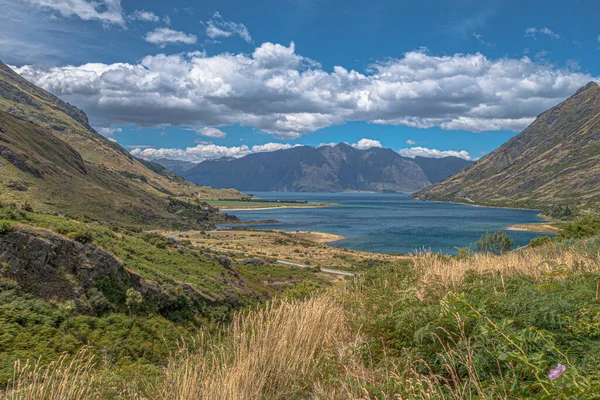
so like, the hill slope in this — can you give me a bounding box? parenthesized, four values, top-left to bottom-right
(170, 143, 470, 193)
(413, 82, 600, 208)
(0, 60, 243, 227)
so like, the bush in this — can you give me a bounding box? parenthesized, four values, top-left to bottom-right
(476, 230, 514, 255)
(528, 235, 554, 248)
(67, 230, 94, 244)
(0, 221, 14, 235)
(561, 216, 600, 239)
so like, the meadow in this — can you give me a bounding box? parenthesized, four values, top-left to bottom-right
(2, 207, 600, 399)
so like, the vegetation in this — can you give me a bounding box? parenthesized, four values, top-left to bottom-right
(3, 209, 600, 398)
(475, 230, 515, 255)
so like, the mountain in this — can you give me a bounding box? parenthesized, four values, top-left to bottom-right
(413, 82, 600, 208)
(154, 158, 199, 177)
(0, 60, 243, 228)
(167, 143, 471, 193)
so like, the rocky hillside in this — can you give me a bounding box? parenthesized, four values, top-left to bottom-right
(413, 82, 600, 208)
(0, 60, 243, 228)
(166, 143, 471, 193)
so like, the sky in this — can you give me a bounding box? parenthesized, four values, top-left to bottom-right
(1, 0, 599, 162)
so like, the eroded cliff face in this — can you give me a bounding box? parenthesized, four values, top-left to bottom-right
(0, 228, 253, 316)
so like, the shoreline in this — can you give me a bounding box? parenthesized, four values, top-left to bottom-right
(506, 222, 561, 235)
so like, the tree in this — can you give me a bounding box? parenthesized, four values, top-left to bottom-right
(125, 288, 144, 320)
(59, 300, 76, 330)
(476, 231, 515, 255)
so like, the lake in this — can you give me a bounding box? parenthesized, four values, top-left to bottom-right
(223, 192, 550, 255)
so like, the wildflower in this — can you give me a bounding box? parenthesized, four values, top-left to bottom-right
(548, 363, 566, 381)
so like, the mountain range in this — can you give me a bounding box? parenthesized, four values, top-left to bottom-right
(0, 60, 242, 228)
(157, 144, 472, 193)
(413, 81, 600, 208)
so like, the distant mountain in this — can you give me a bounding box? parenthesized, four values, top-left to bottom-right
(154, 158, 199, 177)
(413, 81, 600, 208)
(161, 143, 472, 193)
(0, 60, 241, 228)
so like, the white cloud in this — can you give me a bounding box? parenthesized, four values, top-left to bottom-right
(23, 0, 125, 26)
(144, 28, 197, 47)
(194, 127, 227, 138)
(398, 146, 473, 160)
(406, 139, 416, 145)
(205, 12, 252, 43)
(128, 10, 159, 23)
(351, 138, 382, 150)
(131, 142, 302, 162)
(318, 142, 338, 147)
(251, 143, 302, 152)
(525, 27, 560, 39)
(96, 126, 121, 138)
(14, 46, 599, 139)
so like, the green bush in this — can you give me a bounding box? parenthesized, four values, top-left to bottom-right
(528, 235, 554, 248)
(476, 230, 515, 255)
(66, 230, 94, 244)
(561, 216, 600, 239)
(0, 221, 13, 235)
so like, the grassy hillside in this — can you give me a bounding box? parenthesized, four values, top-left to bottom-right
(0, 203, 336, 391)
(0, 61, 246, 228)
(414, 82, 600, 210)
(3, 206, 600, 398)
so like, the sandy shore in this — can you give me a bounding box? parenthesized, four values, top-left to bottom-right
(286, 231, 345, 243)
(506, 223, 561, 234)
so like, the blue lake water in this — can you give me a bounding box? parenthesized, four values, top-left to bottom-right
(223, 192, 551, 255)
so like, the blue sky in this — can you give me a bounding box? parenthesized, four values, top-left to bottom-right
(1, 0, 599, 162)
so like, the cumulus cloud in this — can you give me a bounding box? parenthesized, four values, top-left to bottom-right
(318, 142, 338, 147)
(398, 146, 473, 160)
(14, 46, 599, 139)
(144, 28, 197, 47)
(96, 126, 121, 139)
(251, 143, 302, 152)
(351, 138, 382, 150)
(406, 139, 416, 145)
(23, 0, 125, 26)
(525, 27, 560, 39)
(194, 127, 227, 138)
(131, 142, 302, 162)
(128, 10, 159, 23)
(205, 12, 252, 43)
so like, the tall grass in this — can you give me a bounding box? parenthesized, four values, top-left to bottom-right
(154, 296, 348, 400)
(414, 240, 600, 297)
(4, 348, 98, 400)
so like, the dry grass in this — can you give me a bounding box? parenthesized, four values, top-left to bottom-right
(153, 296, 348, 400)
(414, 243, 600, 296)
(4, 348, 98, 400)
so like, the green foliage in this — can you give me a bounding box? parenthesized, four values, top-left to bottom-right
(343, 256, 600, 398)
(126, 288, 144, 319)
(544, 204, 573, 218)
(528, 235, 555, 248)
(560, 215, 600, 239)
(66, 229, 94, 244)
(476, 230, 515, 255)
(0, 221, 13, 235)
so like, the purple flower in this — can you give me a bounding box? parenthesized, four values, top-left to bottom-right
(548, 363, 566, 381)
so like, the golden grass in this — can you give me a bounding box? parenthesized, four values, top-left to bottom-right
(153, 296, 348, 400)
(4, 348, 98, 400)
(414, 244, 600, 296)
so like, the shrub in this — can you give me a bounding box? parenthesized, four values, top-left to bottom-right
(476, 230, 515, 255)
(561, 215, 600, 239)
(528, 235, 554, 248)
(67, 230, 94, 244)
(0, 221, 14, 235)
